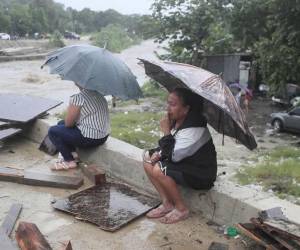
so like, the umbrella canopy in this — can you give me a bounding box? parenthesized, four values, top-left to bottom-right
(139, 58, 257, 150)
(42, 45, 143, 100)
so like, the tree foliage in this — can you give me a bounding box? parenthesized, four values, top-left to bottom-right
(152, 0, 235, 65)
(152, 0, 300, 92)
(0, 0, 159, 39)
(92, 24, 140, 53)
(231, 0, 300, 92)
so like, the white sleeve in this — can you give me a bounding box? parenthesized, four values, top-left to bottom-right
(70, 93, 84, 107)
(171, 127, 211, 162)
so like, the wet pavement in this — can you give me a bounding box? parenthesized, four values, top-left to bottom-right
(0, 137, 246, 250)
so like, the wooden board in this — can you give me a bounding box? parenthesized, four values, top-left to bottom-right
(0, 167, 83, 189)
(236, 223, 281, 250)
(23, 170, 83, 189)
(0, 167, 24, 183)
(0, 93, 62, 123)
(0, 203, 22, 236)
(15, 221, 52, 250)
(0, 228, 18, 250)
(251, 218, 300, 249)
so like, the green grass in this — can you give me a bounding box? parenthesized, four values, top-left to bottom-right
(236, 147, 300, 198)
(141, 80, 168, 101)
(110, 111, 163, 149)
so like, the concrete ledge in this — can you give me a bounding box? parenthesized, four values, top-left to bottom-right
(24, 118, 300, 225)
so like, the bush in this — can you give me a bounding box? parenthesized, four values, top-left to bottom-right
(48, 31, 65, 48)
(92, 24, 140, 53)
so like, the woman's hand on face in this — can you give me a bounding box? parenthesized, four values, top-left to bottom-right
(160, 115, 171, 135)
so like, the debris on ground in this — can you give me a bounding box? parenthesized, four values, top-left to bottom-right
(237, 208, 300, 250)
(0, 93, 62, 141)
(16, 221, 53, 250)
(52, 182, 160, 232)
(0, 203, 23, 250)
(0, 166, 83, 189)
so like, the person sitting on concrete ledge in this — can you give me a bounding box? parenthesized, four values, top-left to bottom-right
(143, 88, 217, 224)
(48, 84, 110, 170)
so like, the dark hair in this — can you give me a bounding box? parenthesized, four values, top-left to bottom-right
(170, 88, 203, 113)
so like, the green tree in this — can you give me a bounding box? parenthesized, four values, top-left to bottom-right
(231, 0, 300, 93)
(152, 0, 235, 64)
(93, 24, 139, 53)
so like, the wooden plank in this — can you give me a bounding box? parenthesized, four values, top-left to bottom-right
(81, 164, 106, 185)
(261, 219, 300, 242)
(0, 166, 24, 183)
(0, 93, 62, 123)
(236, 223, 280, 250)
(0, 203, 22, 236)
(251, 218, 300, 249)
(0, 228, 18, 250)
(0, 167, 83, 189)
(23, 170, 83, 189)
(15, 221, 52, 250)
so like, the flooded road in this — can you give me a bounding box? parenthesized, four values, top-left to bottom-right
(0, 39, 165, 113)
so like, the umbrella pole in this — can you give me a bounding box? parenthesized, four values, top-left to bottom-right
(217, 111, 225, 146)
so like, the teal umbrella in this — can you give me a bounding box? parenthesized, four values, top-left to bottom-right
(42, 45, 143, 100)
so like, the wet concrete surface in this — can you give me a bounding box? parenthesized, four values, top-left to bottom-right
(0, 137, 246, 250)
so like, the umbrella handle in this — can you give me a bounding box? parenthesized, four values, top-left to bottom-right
(41, 56, 58, 69)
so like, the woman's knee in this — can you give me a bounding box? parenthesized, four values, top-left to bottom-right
(143, 162, 153, 173)
(152, 165, 165, 179)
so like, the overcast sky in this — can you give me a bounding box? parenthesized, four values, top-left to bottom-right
(54, 0, 153, 15)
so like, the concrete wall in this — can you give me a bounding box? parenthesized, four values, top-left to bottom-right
(25, 118, 300, 226)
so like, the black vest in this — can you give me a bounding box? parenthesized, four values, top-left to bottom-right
(159, 110, 217, 182)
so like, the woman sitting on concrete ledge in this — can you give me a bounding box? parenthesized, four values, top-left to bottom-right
(143, 88, 217, 224)
(48, 84, 110, 170)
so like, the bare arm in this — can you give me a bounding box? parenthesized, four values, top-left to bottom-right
(64, 104, 81, 127)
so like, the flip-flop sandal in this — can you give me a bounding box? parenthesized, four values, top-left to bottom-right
(146, 204, 174, 218)
(51, 161, 77, 171)
(159, 209, 189, 224)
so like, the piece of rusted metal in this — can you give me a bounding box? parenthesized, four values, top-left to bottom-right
(52, 182, 160, 232)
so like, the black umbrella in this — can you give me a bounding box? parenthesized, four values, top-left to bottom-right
(139, 59, 257, 150)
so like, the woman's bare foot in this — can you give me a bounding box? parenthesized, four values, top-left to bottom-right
(159, 209, 189, 224)
(50, 160, 77, 171)
(146, 204, 174, 218)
